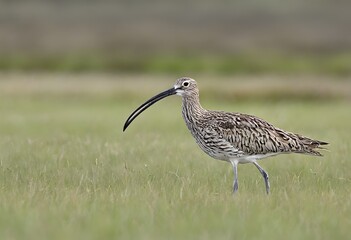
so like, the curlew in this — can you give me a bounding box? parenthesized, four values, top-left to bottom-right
(123, 77, 328, 194)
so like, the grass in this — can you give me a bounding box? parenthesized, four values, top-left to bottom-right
(0, 74, 350, 239)
(1, 53, 351, 76)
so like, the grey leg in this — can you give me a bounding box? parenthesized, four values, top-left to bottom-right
(253, 161, 270, 194)
(230, 160, 239, 194)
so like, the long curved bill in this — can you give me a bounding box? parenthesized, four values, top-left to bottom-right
(123, 87, 177, 131)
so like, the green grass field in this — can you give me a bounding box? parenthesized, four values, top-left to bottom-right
(0, 74, 350, 240)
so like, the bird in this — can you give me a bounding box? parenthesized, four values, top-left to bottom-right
(123, 77, 328, 194)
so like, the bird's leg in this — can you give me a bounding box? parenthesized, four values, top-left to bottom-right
(230, 160, 239, 194)
(253, 161, 270, 194)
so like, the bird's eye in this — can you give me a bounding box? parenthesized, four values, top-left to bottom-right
(182, 81, 190, 87)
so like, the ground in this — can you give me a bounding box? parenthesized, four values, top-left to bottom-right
(0, 73, 350, 240)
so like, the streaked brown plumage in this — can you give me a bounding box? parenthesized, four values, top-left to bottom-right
(123, 77, 328, 194)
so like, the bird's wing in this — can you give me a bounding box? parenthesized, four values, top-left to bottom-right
(206, 112, 319, 155)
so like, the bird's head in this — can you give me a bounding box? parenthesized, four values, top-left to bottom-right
(173, 77, 198, 97)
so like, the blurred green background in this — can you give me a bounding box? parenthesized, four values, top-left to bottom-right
(1, 1, 351, 240)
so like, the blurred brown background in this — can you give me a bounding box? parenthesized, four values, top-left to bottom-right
(0, 0, 350, 74)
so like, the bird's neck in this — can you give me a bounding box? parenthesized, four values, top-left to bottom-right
(181, 94, 206, 126)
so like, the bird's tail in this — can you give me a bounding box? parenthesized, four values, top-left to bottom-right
(296, 134, 329, 156)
